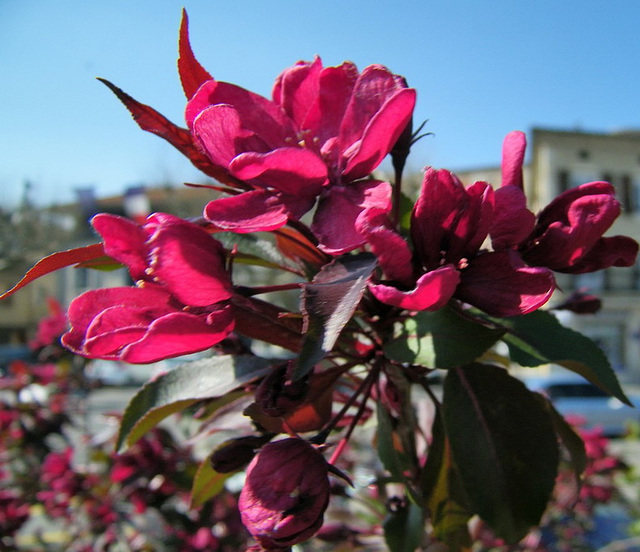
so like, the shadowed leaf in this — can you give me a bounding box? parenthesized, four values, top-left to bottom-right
(443, 364, 559, 543)
(385, 306, 504, 368)
(499, 310, 630, 404)
(293, 253, 377, 381)
(117, 355, 271, 451)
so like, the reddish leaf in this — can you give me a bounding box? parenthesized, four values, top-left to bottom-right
(178, 8, 212, 99)
(274, 227, 328, 269)
(98, 78, 238, 186)
(0, 243, 105, 300)
(231, 295, 303, 352)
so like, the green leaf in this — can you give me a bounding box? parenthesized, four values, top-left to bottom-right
(116, 355, 271, 451)
(420, 399, 472, 548)
(293, 253, 377, 380)
(500, 310, 630, 404)
(443, 364, 559, 544)
(216, 231, 296, 272)
(190, 456, 231, 508)
(533, 393, 587, 483)
(384, 306, 505, 368)
(376, 402, 411, 482)
(383, 501, 424, 552)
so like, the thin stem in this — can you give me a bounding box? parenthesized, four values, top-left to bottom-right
(234, 282, 303, 297)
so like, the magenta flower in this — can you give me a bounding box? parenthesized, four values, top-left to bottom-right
(361, 167, 556, 317)
(520, 182, 638, 273)
(492, 131, 638, 273)
(188, 57, 415, 253)
(62, 213, 234, 363)
(239, 438, 330, 549)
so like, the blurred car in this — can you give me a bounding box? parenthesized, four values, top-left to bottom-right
(523, 373, 640, 437)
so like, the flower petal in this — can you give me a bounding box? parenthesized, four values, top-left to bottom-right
(342, 87, 416, 181)
(501, 131, 526, 189)
(456, 251, 555, 317)
(312, 180, 391, 255)
(369, 265, 459, 311)
(490, 185, 535, 250)
(148, 217, 232, 306)
(92, 214, 148, 280)
(121, 306, 234, 363)
(204, 190, 291, 232)
(230, 147, 328, 198)
(355, 209, 414, 285)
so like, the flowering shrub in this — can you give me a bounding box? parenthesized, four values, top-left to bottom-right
(0, 356, 248, 551)
(2, 9, 639, 552)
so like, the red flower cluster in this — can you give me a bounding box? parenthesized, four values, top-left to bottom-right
(361, 131, 638, 316)
(62, 213, 234, 363)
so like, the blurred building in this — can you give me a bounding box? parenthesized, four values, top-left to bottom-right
(0, 184, 215, 348)
(456, 127, 640, 382)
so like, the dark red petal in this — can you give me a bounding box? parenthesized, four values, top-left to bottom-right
(490, 186, 535, 250)
(186, 80, 297, 143)
(342, 88, 416, 181)
(149, 218, 232, 307)
(411, 168, 467, 270)
(312, 180, 391, 255)
(230, 147, 328, 197)
(204, 190, 290, 232)
(369, 265, 460, 311)
(558, 235, 639, 274)
(355, 209, 414, 285)
(523, 193, 621, 270)
(456, 251, 555, 317)
(192, 104, 271, 169)
(501, 131, 526, 189)
(121, 308, 234, 363)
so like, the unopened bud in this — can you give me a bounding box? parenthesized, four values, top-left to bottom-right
(239, 438, 330, 549)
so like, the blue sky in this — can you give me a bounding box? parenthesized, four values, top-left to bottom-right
(2, 1, 639, 207)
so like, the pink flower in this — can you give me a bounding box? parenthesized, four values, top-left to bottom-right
(29, 297, 68, 350)
(361, 167, 555, 317)
(62, 213, 234, 363)
(188, 57, 415, 253)
(239, 438, 330, 549)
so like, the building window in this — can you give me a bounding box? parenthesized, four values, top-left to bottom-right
(620, 174, 634, 212)
(557, 170, 569, 195)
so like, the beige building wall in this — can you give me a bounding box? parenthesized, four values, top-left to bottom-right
(458, 128, 640, 382)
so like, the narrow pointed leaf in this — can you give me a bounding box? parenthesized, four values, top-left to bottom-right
(385, 306, 504, 368)
(178, 8, 212, 99)
(443, 364, 559, 543)
(293, 253, 377, 380)
(191, 455, 231, 508)
(231, 295, 303, 352)
(499, 310, 630, 404)
(1, 243, 104, 300)
(116, 355, 271, 451)
(98, 78, 236, 184)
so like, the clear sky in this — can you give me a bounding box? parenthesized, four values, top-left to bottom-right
(2, 0, 639, 207)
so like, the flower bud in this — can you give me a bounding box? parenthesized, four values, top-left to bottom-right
(239, 438, 330, 549)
